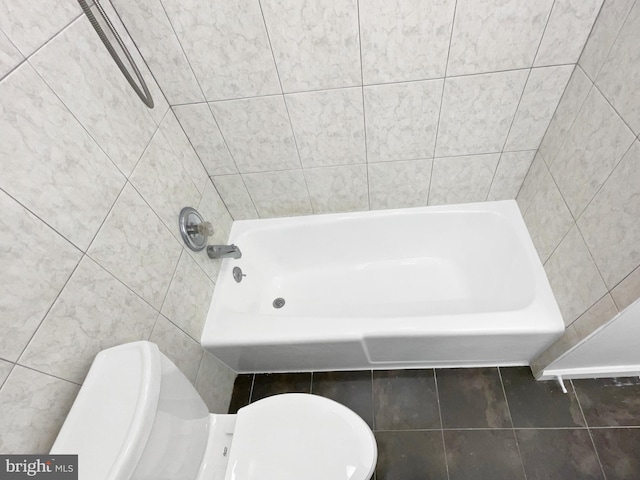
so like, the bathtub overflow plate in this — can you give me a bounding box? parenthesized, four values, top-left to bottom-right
(272, 298, 285, 309)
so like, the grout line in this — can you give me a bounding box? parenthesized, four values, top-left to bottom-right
(248, 374, 256, 404)
(356, 0, 371, 211)
(497, 367, 529, 480)
(371, 370, 375, 431)
(433, 370, 451, 480)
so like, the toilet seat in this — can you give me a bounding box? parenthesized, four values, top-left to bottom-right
(225, 393, 377, 480)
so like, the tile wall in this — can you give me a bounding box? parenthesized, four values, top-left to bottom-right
(112, 0, 602, 219)
(521, 0, 640, 373)
(0, 2, 236, 453)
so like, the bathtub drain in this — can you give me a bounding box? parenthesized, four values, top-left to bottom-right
(272, 298, 285, 309)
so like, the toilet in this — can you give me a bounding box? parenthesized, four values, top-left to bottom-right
(50, 341, 377, 480)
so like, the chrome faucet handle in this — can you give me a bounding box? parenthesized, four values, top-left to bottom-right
(179, 207, 212, 252)
(195, 221, 214, 237)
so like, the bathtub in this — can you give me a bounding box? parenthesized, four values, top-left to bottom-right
(201, 200, 564, 373)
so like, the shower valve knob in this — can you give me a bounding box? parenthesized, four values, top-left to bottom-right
(187, 221, 213, 237)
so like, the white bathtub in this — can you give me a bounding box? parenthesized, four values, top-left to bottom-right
(201, 200, 563, 373)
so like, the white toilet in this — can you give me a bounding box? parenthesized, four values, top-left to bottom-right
(51, 341, 377, 480)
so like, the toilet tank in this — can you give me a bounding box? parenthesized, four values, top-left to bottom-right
(51, 341, 210, 480)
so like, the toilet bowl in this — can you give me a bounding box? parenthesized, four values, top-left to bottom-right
(51, 341, 377, 480)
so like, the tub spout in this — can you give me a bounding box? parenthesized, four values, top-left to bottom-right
(207, 244, 242, 259)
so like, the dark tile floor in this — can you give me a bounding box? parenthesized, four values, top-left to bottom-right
(228, 367, 640, 480)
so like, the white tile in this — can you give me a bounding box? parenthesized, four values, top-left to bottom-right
(579, 0, 635, 80)
(364, 80, 443, 162)
(0, 360, 11, 386)
(504, 65, 574, 151)
(212, 175, 259, 221)
(161, 252, 215, 342)
(516, 152, 547, 214)
(210, 96, 301, 173)
(88, 184, 183, 309)
(110, 0, 204, 104)
(30, 17, 157, 177)
(161, 0, 280, 100)
(367, 160, 432, 210)
(359, 0, 455, 84)
(544, 225, 608, 326)
(577, 140, 640, 289)
(595, 1, 640, 134)
(304, 165, 368, 214)
(20, 257, 158, 383)
(538, 66, 593, 166)
(130, 130, 202, 242)
(429, 154, 500, 206)
(150, 315, 203, 384)
(195, 352, 236, 414)
(159, 111, 209, 194)
(286, 87, 365, 168)
(0, 191, 81, 362)
(550, 88, 635, 217)
(0, 0, 80, 56)
(0, 366, 79, 453)
(436, 70, 528, 157)
(487, 151, 536, 201)
(173, 103, 237, 176)
(572, 294, 618, 339)
(611, 265, 640, 311)
(243, 170, 312, 218)
(0, 63, 125, 250)
(261, 0, 360, 92)
(0, 29, 22, 79)
(446, 0, 553, 76)
(523, 169, 575, 263)
(534, 0, 603, 66)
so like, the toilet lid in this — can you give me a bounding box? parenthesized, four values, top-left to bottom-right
(225, 393, 377, 480)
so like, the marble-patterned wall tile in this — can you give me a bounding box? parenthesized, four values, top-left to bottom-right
(243, 170, 312, 218)
(210, 96, 301, 173)
(611, 265, 640, 311)
(436, 70, 528, 157)
(130, 130, 202, 242)
(161, 0, 279, 101)
(446, 0, 553, 76)
(367, 159, 432, 210)
(0, 366, 79, 454)
(523, 169, 574, 264)
(212, 175, 259, 221)
(286, 87, 365, 168)
(304, 164, 368, 214)
(150, 315, 203, 384)
(577, 140, 640, 289)
(0, 30, 22, 79)
(534, 0, 603, 66)
(261, 0, 360, 92)
(191, 180, 235, 281)
(550, 88, 635, 217)
(487, 151, 536, 201)
(579, 0, 636, 80)
(158, 111, 209, 194)
(544, 226, 608, 326)
(0, 64, 126, 251)
(538, 66, 592, 166)
(195, 352, 236, 414)
(429, 154, 500, 206)
(359, 0, 455, 84)
(87, 184, 182, 309)
(20, 257, 158, 384)
(364, 80, 442, 162)
(504, 65, 574, 151)
(572, 294, 618, 340)
(30, 17, 157, 177)
(0, 360, 11, 387)
(0, 191, 81, 362)
(0, 0, 80, 57)
(110, 0, 204, 104)
(161, 252, 215, 341)
(173, 104, 237, 176)
(516, 153, 548, 214)
(594, 1, 640, 134)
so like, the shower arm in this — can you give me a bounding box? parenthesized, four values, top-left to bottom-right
(77, 0, 154, 109)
